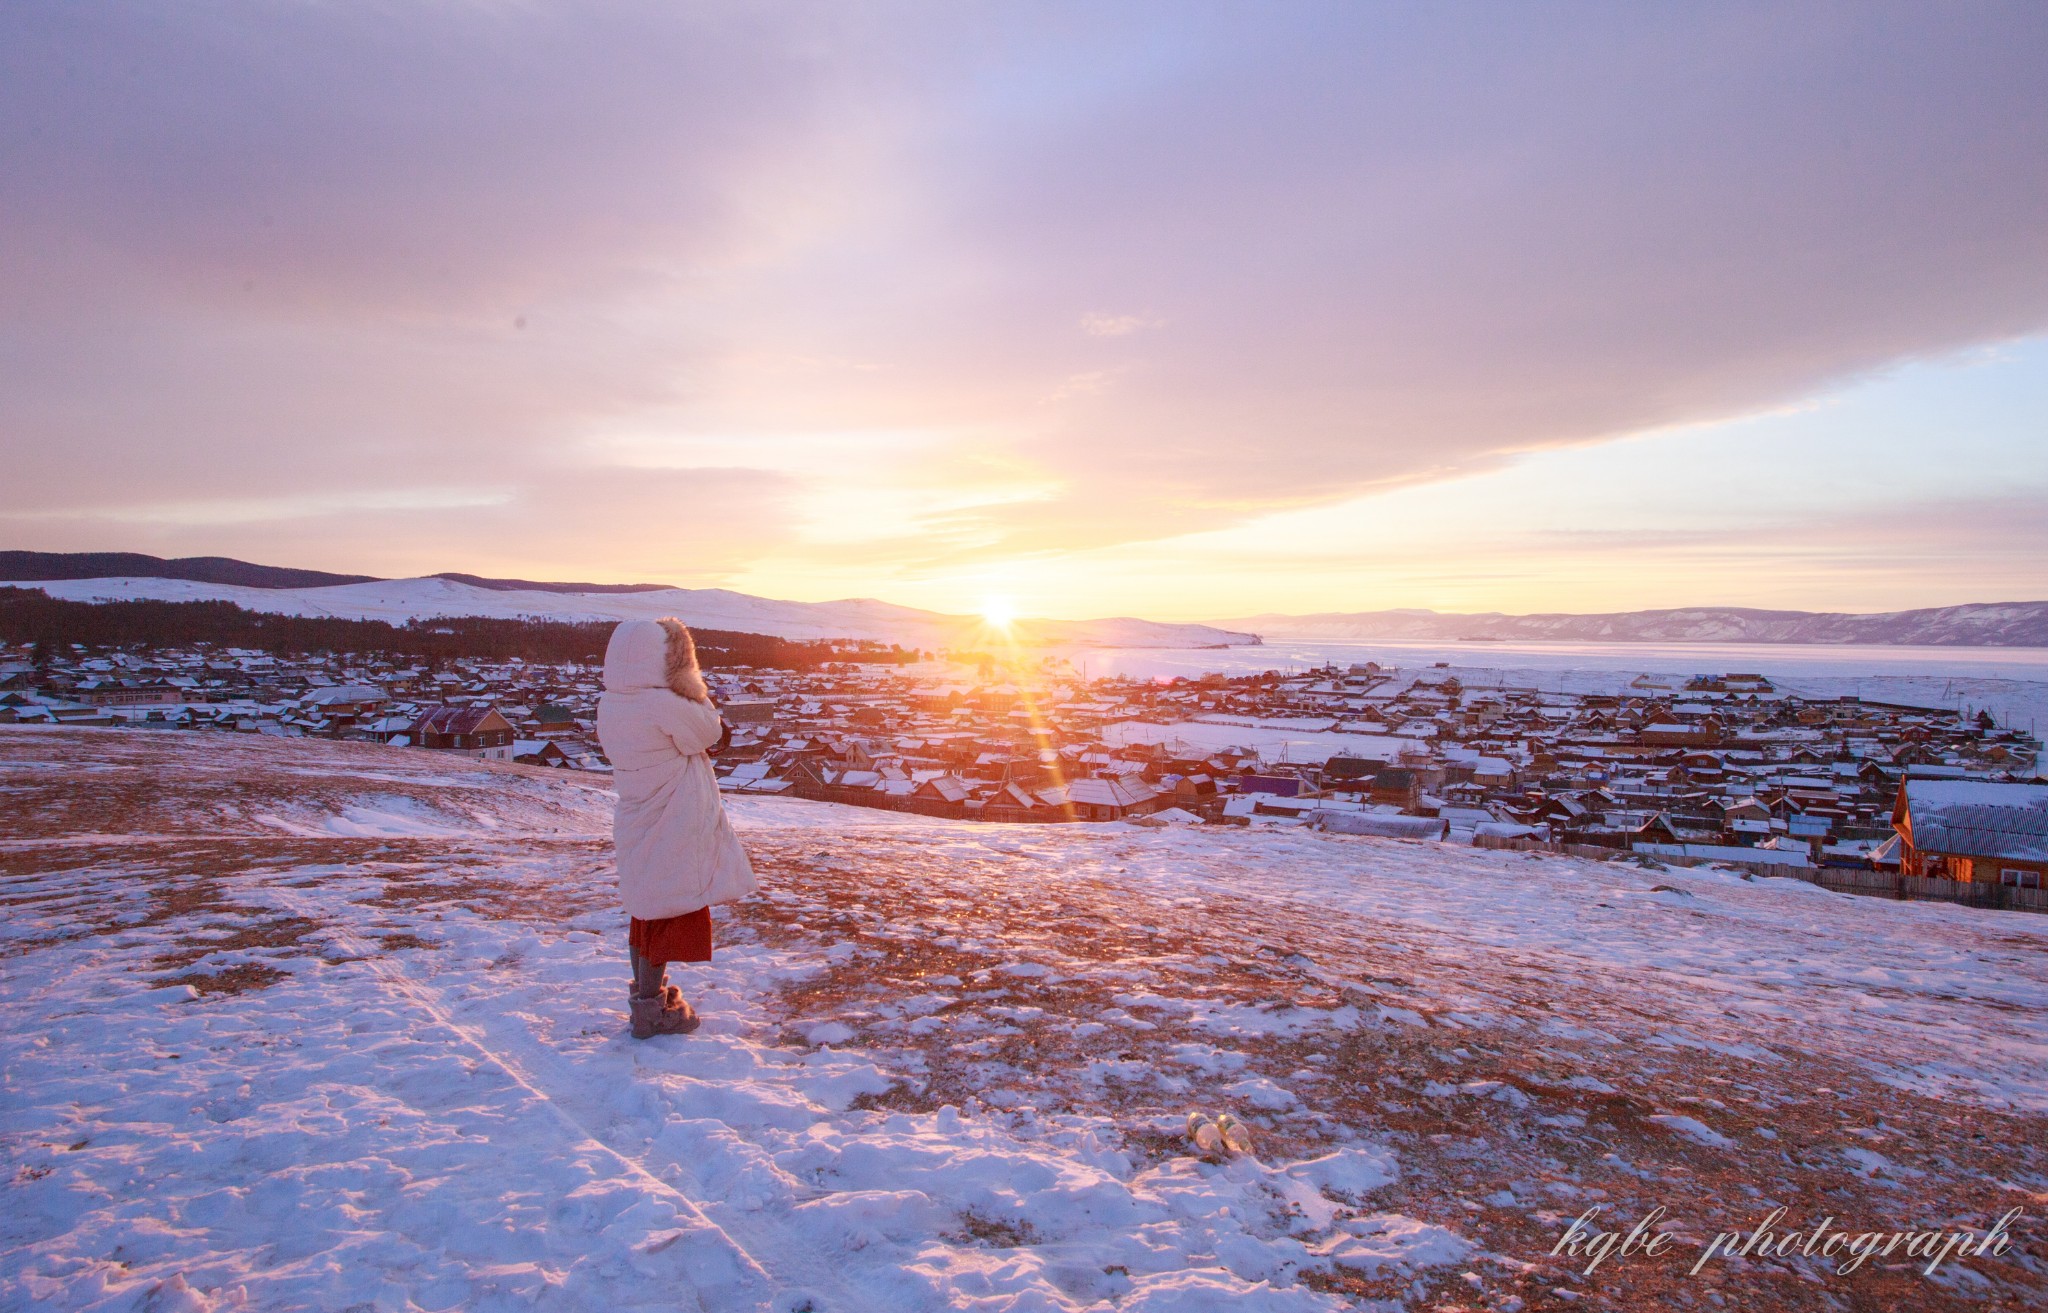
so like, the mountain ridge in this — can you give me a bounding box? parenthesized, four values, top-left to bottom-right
(8, 551, 2048, 647)
(1219, 602, 2048, 648)
(0, 551, 380, 590)
(7, 571, 1256, 650)
(0, 551, 677, 595)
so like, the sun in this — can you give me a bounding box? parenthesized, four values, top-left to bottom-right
(980, 595, 1017, 630)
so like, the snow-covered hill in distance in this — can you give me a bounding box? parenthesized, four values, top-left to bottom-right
(11, 551, 2048, 648)
(1221, 602, 2048, 648)
(12, 574, 1258, 650)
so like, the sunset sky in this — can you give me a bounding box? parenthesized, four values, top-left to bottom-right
(3, 3, 2045, 621)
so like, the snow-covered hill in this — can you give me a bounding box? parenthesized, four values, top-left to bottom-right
(12, 575, 1258, 650)
(5, 728, 2043, 1311)
(1222, 602, 2048, 647)
(14, 552, 2046, 647)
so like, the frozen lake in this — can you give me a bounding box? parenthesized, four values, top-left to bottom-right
(1054, 639, 2048, 739)
(1061, 638, 2048, 682)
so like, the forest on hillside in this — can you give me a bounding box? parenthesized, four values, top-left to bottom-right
(0, 588, 919, 669)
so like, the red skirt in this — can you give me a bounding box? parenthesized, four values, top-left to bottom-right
(629, 908, 713, 965)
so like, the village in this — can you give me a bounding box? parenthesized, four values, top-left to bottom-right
(4, 640, 2044, 912)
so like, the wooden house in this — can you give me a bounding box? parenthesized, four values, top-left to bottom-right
(1891, 780, 2048, 887)
(1044, 775, 1163, 821)
(409, 705, 516, 760)
(513, 739, 574, 767)
(913, 775, 975, 805)
(1369, 768, 1420, 810)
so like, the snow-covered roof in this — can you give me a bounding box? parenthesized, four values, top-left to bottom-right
(1319, 812, 1448, 841)
(1055, 776, 1159, 808)
(1900, 780, 2048, 862)
(303, 684, 385, 705)
(917, 776, 973, 803)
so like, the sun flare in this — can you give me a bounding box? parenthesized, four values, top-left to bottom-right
(980, 595, 1017, 630)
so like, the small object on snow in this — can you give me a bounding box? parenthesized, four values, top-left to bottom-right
(1186, 1110, 1255, 1159)
(1216, 1112, 1255, 1157)
(630, 993, 700, 1040)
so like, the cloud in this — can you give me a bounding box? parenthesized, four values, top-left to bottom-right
(0, 4, 852, 314)
(1080, 313, 1162, 338)
(2, 467, 798, 586)
(4, 487, 515, 528)
(1, 3, 2044, 595)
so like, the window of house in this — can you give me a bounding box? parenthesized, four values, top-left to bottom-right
(2002, 868, 2041, 889)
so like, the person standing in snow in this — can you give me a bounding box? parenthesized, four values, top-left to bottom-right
(595, 618, 756, 1039)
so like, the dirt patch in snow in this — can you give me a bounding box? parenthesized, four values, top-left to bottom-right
(728, 840, 2048, 1312)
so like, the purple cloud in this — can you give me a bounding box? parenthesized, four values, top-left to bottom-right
(1, 2, 2043, 585)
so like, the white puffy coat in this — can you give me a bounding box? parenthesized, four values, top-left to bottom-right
(595, 620, 756, 919)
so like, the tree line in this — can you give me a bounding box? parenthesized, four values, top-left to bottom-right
(0, 588, 918, 669)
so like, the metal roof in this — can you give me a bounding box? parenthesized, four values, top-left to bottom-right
(1901, 781, 2048, 863)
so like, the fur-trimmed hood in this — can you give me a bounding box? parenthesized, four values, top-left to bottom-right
(602, 620, 669, 693)
(602, 618, 708, 702)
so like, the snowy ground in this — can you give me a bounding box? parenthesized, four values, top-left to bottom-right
(4, 729, 2046, 1312)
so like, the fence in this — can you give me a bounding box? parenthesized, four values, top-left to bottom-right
(1811, 867, 1899, 895)
(1475, 833, 2047, 914)
(1800, 868, 2047, 914)
(786, 785, 1080, 824)
(1471, 834, 1628, 863)
(788, 785, 970, 820)
(1898, 872, 2048, 914)
(1630, 843, 1816, 879)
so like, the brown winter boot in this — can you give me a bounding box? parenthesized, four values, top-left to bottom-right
(662, 988, 701, 1033)
(630, 993, 700, 1039)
